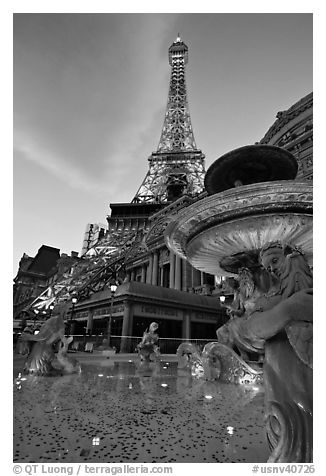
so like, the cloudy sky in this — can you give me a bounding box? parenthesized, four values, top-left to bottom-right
(13, 13, 312, 274)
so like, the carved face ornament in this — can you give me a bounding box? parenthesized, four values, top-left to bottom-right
(149, 322, 159, 333)
(260, 246, 285, 279)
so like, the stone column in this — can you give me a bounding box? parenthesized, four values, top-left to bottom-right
(152, 251, 159, 286)
(86, 310, 94, 334)
(182, 312, 191, 340)
(192, 268, 201, 287)
(146, 255, 153, 284)
(169, 251, 175, 289)
(200, 272, 205, 286)
(175, 256, 182, 290)
(130, 269, 135, 281)
(141, 265, 146, 283)
(120, 302, 133, 353)
(160, 266, 164, 286)
(182, 259, 188, 291)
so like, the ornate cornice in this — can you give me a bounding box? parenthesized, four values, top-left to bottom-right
(165, 181, 312, 276)
(260, 93, 313, 144)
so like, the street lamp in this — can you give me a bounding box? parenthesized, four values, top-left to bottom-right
(49, 304, 54, 317)
(69, 296, 78, 336)
(33, 309, 39, 334)
(107, 283, 118, 347)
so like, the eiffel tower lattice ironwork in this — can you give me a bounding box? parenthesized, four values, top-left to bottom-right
(133, 35, 206, 204)
(23, 234, 135, 315)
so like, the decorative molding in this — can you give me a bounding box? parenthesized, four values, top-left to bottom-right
(187, 213, 313, 277)
(260, 93, 313, 144)
(165, 181, 312, 277)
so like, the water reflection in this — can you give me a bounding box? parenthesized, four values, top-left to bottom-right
(14, 358, 268, 463)
(14, 360, 263, 407)
(135, 361, 160, 405)
(21, 359, 256, 403)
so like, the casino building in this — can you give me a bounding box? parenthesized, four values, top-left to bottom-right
(15, 37, 313, 352)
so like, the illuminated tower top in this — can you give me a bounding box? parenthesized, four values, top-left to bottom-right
(133, 36, 205, 204)
(157, 35, 197, 152)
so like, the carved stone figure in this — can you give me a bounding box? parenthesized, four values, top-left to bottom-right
(137, 322, 160, 362)
(22, 315, 65, 375)
(176, 342, 202, 371)
(217, 267, 273, 361)
(225, 242, 313, 462)
(201, 342, 263, 384)
(22, 315, 81, 376)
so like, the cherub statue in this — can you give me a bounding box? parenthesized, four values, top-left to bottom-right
(137, 322, 160, 362)
(225, 242, 312, 462)
(22, 315, 65, 375)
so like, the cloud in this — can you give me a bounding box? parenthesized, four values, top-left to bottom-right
(14, 131, 108, 195)
(13, 14, 174, 204)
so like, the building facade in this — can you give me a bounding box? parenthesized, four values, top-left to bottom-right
(16, 38, 313, 352)
(260, 92, 313, 182)
(13, 245, 59, 320)
(13, 246, 80, 322)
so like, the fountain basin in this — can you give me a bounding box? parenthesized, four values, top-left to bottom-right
(13, 354, 268, 463)
(165, 181, 312, 276)
(204, 144, 298, 194)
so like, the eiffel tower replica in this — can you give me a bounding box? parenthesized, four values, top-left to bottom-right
(24, 35, 207, 317)
(133, 35, 205, 204)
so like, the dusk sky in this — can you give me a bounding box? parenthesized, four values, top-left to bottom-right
(13, 13, 312, 274)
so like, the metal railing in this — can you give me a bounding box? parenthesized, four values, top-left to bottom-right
(66, 334, 218, 354)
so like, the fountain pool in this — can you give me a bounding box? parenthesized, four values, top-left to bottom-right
(13, 354, 269, 463)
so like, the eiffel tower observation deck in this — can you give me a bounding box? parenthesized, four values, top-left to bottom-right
(133, 35, 206, 204)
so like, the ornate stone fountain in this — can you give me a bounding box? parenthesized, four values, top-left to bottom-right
(165, 144, 313, 463)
